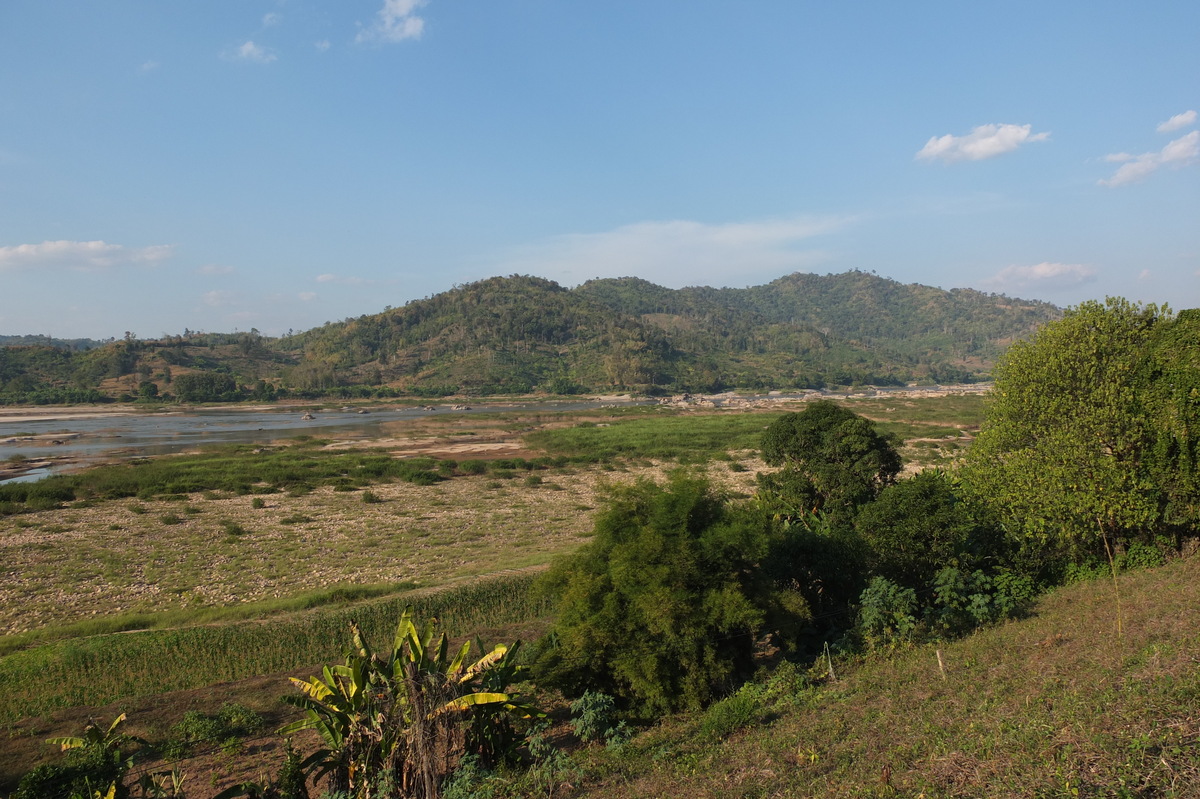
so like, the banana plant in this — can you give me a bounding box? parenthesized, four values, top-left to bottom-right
(280, 607, 539, 799)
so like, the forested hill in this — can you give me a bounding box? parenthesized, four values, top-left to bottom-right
(0, 271, 1061, 402)
(575, 271, 1059, 367)
(282, 271, 1058, 394)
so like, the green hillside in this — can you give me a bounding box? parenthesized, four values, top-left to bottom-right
(0, 271, 1061, 403)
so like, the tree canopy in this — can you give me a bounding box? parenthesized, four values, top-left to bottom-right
(964, 298, 1200, 567)
(759, 400, 901, 522)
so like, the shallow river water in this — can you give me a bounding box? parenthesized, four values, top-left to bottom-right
(0, 399, 649, 481)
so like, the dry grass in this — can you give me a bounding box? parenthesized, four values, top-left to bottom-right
(0, 458, 762, 636)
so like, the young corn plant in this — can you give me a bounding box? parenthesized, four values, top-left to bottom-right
(280, 607, 539, 799)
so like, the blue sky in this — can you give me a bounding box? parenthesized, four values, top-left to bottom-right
(1, 1, 1197, 338)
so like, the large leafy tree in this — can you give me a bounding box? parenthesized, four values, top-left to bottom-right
(964, 298, 1199, 567)
(535, 473, 810, 717)
(758, 400, 901, 523)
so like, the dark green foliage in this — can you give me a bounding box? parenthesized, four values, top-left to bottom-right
(535, 473, 811, 717)
(1, 272, 1058, 402)
(161, 702, 264, 760)
(14, 716, 140, 799)
(13, 744, 128, 799)
(854, 470, 1002, 590)
(927, 567, 1035, 636)
(759, 401, 901, 523)
(173, 372, 241, 402)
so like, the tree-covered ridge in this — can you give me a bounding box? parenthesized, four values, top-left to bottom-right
(578, 270, 1061, 364)
(0, 271, 1061, 402)
(0, 334, 109, 351)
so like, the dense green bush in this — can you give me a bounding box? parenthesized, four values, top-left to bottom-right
(854, 470, 1002, 590)
(535, 473, 811, 716)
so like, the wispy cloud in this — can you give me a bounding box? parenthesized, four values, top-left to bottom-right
(498, 215, 850, 289)
(1157, 110, 1197, 133)
(0, 240, 173, 271)
(1100, 130, 1199, 187)
(262, 12, 282, 27)
(196, 264, 234, 276)
(297, 291, 318, 302)
(917, 123, 1050, 163)
(138, 60, 159, 73)
(316, 273, 369, 285)
(357, 0, 427, 44)
(201, 290, 235, 307)
(315, 39, 331, 53)
(984, 262, 1097, 292)
(225, 41, 277, 63)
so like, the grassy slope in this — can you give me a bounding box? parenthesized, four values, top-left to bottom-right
(559, 555, 1200, 798)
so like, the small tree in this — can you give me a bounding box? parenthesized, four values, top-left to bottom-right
(281, 609, 538, 799)
(758, 401, 900, 524)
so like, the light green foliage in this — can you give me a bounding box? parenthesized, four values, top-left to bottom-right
(856, 577, 918, 648)
(759, 401, 901, 524)
(569, 691, 631, 747)
(280, 607, 538, 799)
(536, 473, 811, 716)
(698, 681, 765, 739)
(965, 298, 1200, 567)
(929, 567, 1034, 636)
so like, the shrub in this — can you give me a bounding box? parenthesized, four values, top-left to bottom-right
(535, 473, 811, 716)
(699, 682, 764, 739)
(569, 691, 629, 746)
(251, 497, 266, 509)
(857, 577, 918, 649)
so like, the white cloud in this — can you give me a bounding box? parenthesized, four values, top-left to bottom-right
(1157, 110, 1197, 133)
(984, 262, 1097, 292)
(138, 60, 159, 73)
(315, 39, 331, 52)
(316, 273, 367, 285)
(1138, 269, 1152, 281)
(197, 264, 234, 276)
(201, 290, 235, 307)
(357, 0, 427, 44)
(226, 41, 277, 63)
(497, 215, 850, 289)
(262, 12, 282, 27)
(916, 123, 1050, 163)
(298, 292, 318, 302)
(1100, 130, 1199, 186)
(0, 240, 172, 271)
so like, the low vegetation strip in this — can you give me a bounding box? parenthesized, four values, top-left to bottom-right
(559, 554, 1200, 798)
(523, 412, 774, 460)
(0, 573, 548, 725)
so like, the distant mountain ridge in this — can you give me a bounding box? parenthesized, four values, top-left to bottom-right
(0, 271, 1061, 403)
